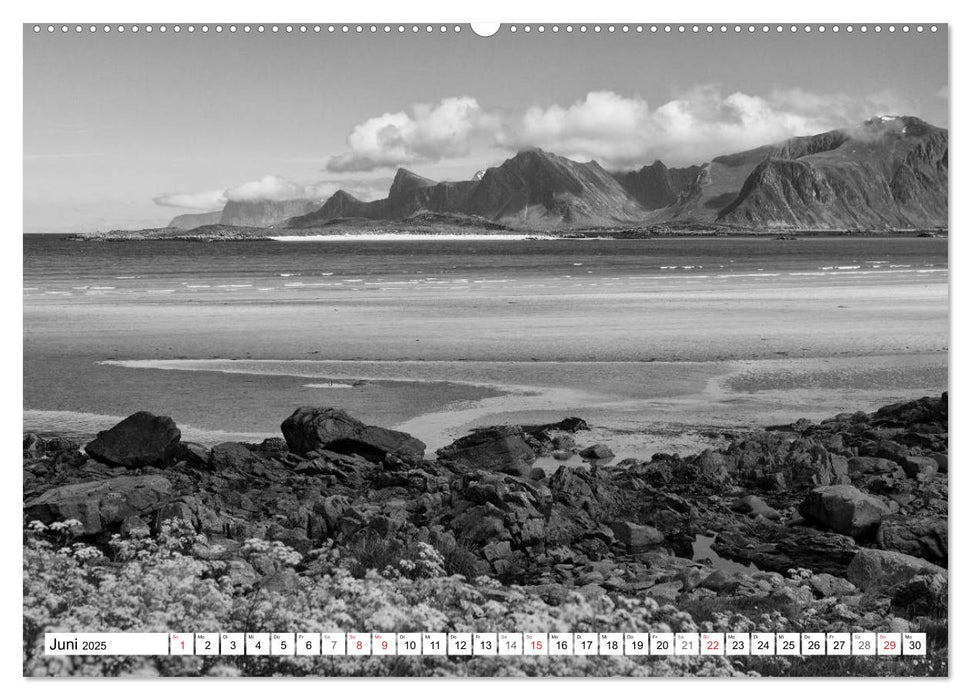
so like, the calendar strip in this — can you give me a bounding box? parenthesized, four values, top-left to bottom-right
(44, 632, 926, 657)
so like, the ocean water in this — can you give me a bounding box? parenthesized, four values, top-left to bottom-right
(23, 235, 948, 455)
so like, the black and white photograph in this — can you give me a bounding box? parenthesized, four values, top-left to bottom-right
(20, 15, 950, 679)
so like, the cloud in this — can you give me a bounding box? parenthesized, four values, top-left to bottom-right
(326, 96, 495, 172)
(496, 86, 916, 167)
(154, 176, 390, 210)
(153, 189, 227, 211)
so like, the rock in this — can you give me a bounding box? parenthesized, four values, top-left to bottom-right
(209, 442, 265, 472)
(807, 573, 856, 598)
(84, 412, 181, 468)
(523, 417, 590, 435)
(528, 467, 547, 481)
(876, 515, 947, 566)
(551, 450, 572, 461)
(175, 442, 210, 468)
(609, 521, 664, 553)
(731, 495, 781, 520)
(281, 407, 425, 461)
(713, 525, 859, 577)
(846, 548, 946, 592)
(578, 444, 615, 462)
(437, 426, 535, 477)
(901, 456, 939, 479)
(798, 485, 890, 538)
(890, 572, 947, 616)
(699, 569, 740, 594)
(25, 475, 174, 535)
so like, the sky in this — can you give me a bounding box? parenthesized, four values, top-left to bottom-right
(23, 24, 948, 231)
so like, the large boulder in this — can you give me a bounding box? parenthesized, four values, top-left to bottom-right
(798, 485, 890, 538)
(437, 426, 535, 477)
(281, 407, 425, 461)
(609, 521, 664, 553)
(846, 548, 946, 592)
(876, 515, 947, 566)
(712, 524, 859, 577)
(84, 412, 181, 468)
(24, 475, 174, 535)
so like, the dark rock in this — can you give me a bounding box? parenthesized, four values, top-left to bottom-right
(713, 524, 859, 577)
(901, 456, 939, 479)
(891, 572, 947, 616)
(437, 426, 535, 477)
(609, 520, 664, 553)
(25, 475, 174, 535)
(175, 442, 210, 468)
(876, 515, 947, 566)
(798, 485, 890, 538)
(807, 573, 856, 598)
(578, 444, 615, 462)
(281, 407, 425, 461)
(84, 412, 181, 468)
(699, 569, 741, 594)
(846, 548, 946, 592)
(731, 495, 781, 520)
(528, 467, 547, 481)
(209, 442, 266, 472)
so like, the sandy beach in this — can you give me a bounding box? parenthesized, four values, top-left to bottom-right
(24, 237, 947, 454)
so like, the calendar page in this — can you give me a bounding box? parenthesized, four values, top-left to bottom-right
(21, 14, 949, 679)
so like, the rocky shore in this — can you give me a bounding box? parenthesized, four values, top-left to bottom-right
(23, 395, 948, 676)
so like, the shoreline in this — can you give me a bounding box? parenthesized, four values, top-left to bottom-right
(23, 393, 949, 676)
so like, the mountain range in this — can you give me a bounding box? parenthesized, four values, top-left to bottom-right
(168, 116, 948, 232)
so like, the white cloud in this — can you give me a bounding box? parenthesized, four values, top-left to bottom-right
(497, 86, 916, 167)
(152, 189, 227, 211)
(224, 175, 308, 203)
(326, 96, 495, 172)
(155, 176, 389, 210)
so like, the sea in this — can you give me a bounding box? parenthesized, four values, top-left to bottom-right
(23, 234, 949, 458)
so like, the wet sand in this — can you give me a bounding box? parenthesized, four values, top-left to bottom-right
(24, 267, 948, 454)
